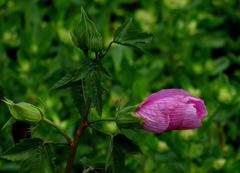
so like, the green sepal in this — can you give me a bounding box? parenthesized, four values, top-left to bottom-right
(116, 113, 143, 130)
(1, 117, 16, 130)
(116, 105, 143, 130)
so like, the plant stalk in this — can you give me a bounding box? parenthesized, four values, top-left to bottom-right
(89, 118, 116, 124)
(43, 118, 72, 144)
(65, 100, 91, 173)
(101, 41, 114, 59)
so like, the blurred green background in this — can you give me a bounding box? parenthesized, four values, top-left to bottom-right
(1, 0, 240, 172)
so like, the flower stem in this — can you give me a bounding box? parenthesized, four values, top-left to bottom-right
(89, 118, 116, 124)
(65, 99, 91, 173)
(101, 41, 114, 59)
(43, 118, 72, 144)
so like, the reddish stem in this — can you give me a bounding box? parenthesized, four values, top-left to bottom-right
(65, 100, 91, 173)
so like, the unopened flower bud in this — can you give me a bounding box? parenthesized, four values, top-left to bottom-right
(3, 98, 43, 123)
(135, 89, 208, 133)
(72, 7, 103, 52)
(87, 33, 103, 52)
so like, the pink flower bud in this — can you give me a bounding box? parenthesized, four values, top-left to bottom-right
(135, 89, 208, 133)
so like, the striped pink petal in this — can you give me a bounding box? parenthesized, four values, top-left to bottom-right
(135, 89, 208, 133)
(136, 101, 169, 133)
(139, 89, 190, 108)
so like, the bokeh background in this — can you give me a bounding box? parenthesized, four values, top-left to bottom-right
(1, 0, 240, 172)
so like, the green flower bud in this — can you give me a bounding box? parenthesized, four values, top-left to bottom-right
(3, 98, 43, 123)
(87, 33, 103, 52)
(72, 7, 103, 52)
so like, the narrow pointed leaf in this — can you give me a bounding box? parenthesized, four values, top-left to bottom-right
(90, 71, 102, 117)
(85, 64, 103, 117)
(105, 136, 113, 171)
(50, 70, 80, 90)
(51, 60, 91, 91)
(71, 81, 88, 117)
(113, 18, 152, 50)
(1, 117, 16, 130)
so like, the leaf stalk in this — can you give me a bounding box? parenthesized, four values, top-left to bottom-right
(43, 118, 72, 144)
(89, 118, 116, 124)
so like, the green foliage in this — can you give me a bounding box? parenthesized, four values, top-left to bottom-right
(1, 138, 55, 173)
(50, 71, 81, 91)
(113, 134, 141, 154)
(85, 64, 103, 117)
(52, 59, 106, 117)
(19, 144, 55, 173)
(113, 18, 153, 50)
(71, 83, 87, 118)
(111, 145, 125, 173)
(1, 0, 240, 172)
(1, 139, 43, 161)
(106, 134, 140, 173)
(210, 57, 230, 76)
(1, 117, 16, 130)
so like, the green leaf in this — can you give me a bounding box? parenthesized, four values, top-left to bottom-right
(71, 81, 88, 117)
(53, 59, 107, 117)
(107, 135, 125, 173)
(80, 156, 106, 172)
(50, 70, 80, 90)
(113, 18, 152, 50)
(1, 138, 55, 173)
(1, 117, 16, 130)
(113, 134, 141, 154)
(86, 69, 103, 117)
(19, 144, 55, 173)
(51, 60, 91, 91)
(54, 59, 106, 117)
(83, 62, 107, 117)
(105, 136, 113, 171)
(189, 143, 204, 159)
(106, 134, 141, 173)
(210, 57, 230, 76)
(111, 145, 125, 173)
(98, 64, 111, 79)
(1, 138, 43, 161)
(105, 136, 125, 173)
